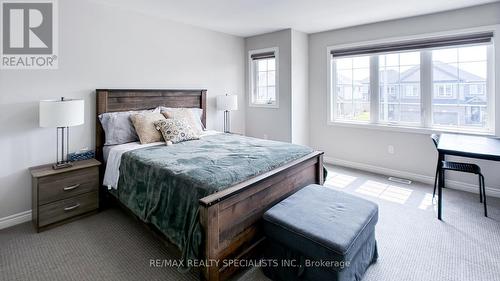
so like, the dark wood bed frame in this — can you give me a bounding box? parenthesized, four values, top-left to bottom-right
(95, 89, 324, 281)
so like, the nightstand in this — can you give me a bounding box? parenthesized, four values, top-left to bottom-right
(30, 159, 101, 232)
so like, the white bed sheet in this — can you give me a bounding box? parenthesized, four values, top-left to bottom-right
(103, 130, 221, 190)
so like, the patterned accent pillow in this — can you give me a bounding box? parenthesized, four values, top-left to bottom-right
(160, 108, 204, 135)
(154, 118, 200, 144)
(130, 112, 166, 144)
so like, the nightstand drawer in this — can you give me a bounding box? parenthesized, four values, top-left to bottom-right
(38, 167, 98, 205)
(38, 191, 98, 227)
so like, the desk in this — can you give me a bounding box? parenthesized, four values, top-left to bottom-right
(436, 133, 500, 220)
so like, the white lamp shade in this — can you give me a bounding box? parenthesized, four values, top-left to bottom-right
(217, 95, 238, 111)
(39, 99, 85, 128)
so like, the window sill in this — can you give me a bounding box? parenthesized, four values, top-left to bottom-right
(327, 120, 496, 137)
(249, 103, 279, 109)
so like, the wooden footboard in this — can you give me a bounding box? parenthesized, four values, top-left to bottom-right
(199, 151, 324, 281)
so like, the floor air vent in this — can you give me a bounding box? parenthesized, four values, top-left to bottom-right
(387, 177, 412, 185)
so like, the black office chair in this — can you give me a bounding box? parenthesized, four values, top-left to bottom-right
(431, 134, 487, 217)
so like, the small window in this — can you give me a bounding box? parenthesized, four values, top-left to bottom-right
(249, 48, 278, 107)
(434, 84, 455, 98)
(403, 85, 419, 97)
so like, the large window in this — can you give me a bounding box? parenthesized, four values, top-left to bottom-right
(329, 31, 494, 133)
(249, 48, 278, 107)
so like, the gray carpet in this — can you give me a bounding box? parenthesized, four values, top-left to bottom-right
(2, 165, 500, 281)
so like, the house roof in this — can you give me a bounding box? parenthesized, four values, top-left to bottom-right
(432, 61, 484, 82)
(355, 61, 484, 84)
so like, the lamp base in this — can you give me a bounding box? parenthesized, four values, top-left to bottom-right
(223, 110, 231, 133)
(52, 162, 73, 170)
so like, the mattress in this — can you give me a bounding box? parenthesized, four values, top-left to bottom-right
(102, 130, 220, 189)
(111, 133, 314, 263)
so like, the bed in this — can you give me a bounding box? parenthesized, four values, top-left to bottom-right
(95, 89, 324, 281)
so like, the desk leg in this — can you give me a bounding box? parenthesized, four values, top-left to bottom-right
(438, 152, 444, 220)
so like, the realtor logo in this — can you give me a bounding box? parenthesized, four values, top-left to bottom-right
(1, 0, 58, 69)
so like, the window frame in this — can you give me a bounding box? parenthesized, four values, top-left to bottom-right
(326, 25, 498, 136)
(248, 47, 279, 108)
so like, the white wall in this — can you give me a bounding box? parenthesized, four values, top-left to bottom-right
(309, 3, 500, 193)
(291, 30, 309, 145)
(245, 29, 309, 144)
(245, 29, 292, 142)
(0, 0, 245, 219)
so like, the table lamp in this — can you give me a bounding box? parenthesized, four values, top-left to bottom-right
(216, 94, 238, 133)
(39, 97, 85, 169)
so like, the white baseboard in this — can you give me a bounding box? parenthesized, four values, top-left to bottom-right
(1, 157, 498, 229)
(0, 210, 31, 230)
(324, 156, 500, 198)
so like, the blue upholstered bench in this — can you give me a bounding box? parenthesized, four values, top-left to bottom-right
(262, 184, 378, 281)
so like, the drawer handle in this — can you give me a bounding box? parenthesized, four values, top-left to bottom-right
(63, 184, 80, 191)
(64, 203, 80, 212)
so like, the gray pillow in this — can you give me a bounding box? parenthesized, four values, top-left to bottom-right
(99, 108, 157, 145)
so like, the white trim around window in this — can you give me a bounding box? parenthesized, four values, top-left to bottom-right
(248, 47, 279, 108)
(326, 25, 499, 136)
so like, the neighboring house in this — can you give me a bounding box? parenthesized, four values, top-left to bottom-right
(337, 61, 487, 126)
(336, 72, 371, 121)
(429, 61, 487, 126)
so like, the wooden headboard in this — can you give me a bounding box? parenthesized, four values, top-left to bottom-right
(95, 89, 207, 162)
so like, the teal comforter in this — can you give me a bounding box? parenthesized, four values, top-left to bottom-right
(117, 133, 314, 261)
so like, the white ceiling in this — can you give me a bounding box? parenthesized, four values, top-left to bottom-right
(95, 0, 499, 37)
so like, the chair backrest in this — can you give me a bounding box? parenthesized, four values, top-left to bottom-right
(430, 134, 440, 149)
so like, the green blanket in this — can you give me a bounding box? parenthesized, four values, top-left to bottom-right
(117, 133, 314, 261)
